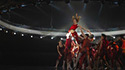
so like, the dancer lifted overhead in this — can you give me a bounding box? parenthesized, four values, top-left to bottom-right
(67, 13, 88, 44)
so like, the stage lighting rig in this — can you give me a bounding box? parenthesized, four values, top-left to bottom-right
(65, 0, 70, 4)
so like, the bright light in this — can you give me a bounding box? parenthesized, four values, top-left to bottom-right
(14, 32, 16, 35)
(21, 34, 24, 36)
(31, 35, 33, 38)
(5, 31, 8, 33)
(93, 37, 96, 40)
(0, 28, 2, 31)
(113, 36, 116, 39)
(51, 37, 54, 39)
(60, 38, 63, 40)
(71, 37, 74, 40)
(40, 36, 43, 39)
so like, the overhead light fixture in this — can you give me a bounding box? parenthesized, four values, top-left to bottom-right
(31, 35, 33, 38)
(14, 32, 16, 35)
(21, 34, 24, 36)
(60, 38, 63, 40)
(65, 0, 70, 4)
(5, 31, 8, 33)
(83, 0, 89, 3)
(40, 36, 43, 39)
(113, 36, 116, 39)
(51, 36, 54, 39)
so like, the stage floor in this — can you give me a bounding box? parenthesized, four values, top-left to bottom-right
(0, 65, 125, 70)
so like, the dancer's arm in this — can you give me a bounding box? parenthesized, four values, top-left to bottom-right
(80, 27, 87, 39)
(78, 25, 88, 31)
(75, 13, 80, 22)
(57, 46, 62, 56)
(79, 25, 92, 36)
(87, 29, 92, 36)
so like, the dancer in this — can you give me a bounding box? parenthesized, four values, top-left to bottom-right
(64, 33, 73, 70)
(68, 13, 88, 44)
(55, 40, 65, 69)
(107, 41, 119, 69)
(74, 27, 94, 70)
(97, 34, 110, 70)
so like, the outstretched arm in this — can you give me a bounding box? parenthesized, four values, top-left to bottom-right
(80, 27, 87, 39)
(78, 25, 92, 36)
(76, 13, 81, 22)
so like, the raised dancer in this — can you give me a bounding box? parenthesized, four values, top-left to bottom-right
(68, 13, 88, 44)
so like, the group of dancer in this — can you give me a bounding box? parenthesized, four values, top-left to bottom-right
(55, 13, 125, 70)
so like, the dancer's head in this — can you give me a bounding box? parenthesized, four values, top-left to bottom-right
(85, 34, 89, 37)
(101, 34, 106, 40)
(73, 18, 79, 24)
(89, 34, 94, 41)
(58, 40, 63, 46)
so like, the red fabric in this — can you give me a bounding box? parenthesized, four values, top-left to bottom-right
(71, 31, 79, 44)
(65, 38, 72, 49)
(100, 39, 109, 52)
(79, 53, 86, 70)
(64, 38, 73, 61)
(80, 37, 91, 53)
(69, 24, 78, 31)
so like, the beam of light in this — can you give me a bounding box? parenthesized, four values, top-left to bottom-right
(95, 3, 104, 30)
(11, 11, 31, 22)
(50, 4, 62, 12)
(35, 5, 48, 16)
(67, 3, 75, 12)
(83, 3, 87, 12)
(98, 3, 103, 17)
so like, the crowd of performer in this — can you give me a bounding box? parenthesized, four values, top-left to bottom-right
(55, 13, 125, 70)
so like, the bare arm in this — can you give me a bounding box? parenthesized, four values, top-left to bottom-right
(75, 13, 80, 22)
(78, 25, 88, 31)
(78, 25, 92, 36)
(80, 27, 87, 39)
(87, 30, 92, 36)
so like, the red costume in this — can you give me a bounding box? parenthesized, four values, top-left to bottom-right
(68, 24, 79, 44)
(99, 39, 109, 59)
(64, 38, 73, 61)
(79, 37, 92, 70)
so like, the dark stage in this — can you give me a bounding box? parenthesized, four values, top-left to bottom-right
(0, 0, 125, 70)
